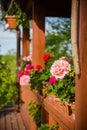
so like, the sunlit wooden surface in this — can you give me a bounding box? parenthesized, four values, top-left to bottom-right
(0, 106, 29, 130)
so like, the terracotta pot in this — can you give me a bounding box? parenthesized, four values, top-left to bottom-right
(5, 16, 17, 29)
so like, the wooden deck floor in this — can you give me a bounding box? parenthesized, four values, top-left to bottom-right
(0, 106, 30, 130)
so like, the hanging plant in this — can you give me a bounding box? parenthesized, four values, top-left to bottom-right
(2, 1, 30, 29)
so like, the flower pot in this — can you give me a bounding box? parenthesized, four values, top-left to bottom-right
(5, 16, 17, 29)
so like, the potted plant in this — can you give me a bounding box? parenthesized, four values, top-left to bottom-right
(4, 15, 17, 29)
(2, 1, 30, 29)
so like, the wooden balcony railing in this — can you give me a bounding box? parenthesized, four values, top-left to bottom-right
(21, 86, 75, 130)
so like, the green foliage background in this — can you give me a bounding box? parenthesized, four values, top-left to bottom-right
(45, 17, 71, 58)
(0, 54, 17, 108)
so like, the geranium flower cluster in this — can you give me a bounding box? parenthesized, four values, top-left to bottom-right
(45, 56, 71, 88)
(22, 55, 32, 62)
(18, 56, 34, 86)
(18, 54, 71, 91)
(18, 55, 42, 86)
(43, 55, 75, 104)
(18, 54, 75, 102)
(19, 64, 34, 86)
(50, 57, 71, 80)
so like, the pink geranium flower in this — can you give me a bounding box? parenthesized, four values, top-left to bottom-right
(23, 55, 32, 62)
(20, 75, 30, 86)
(46, 82, 49, 88)
(59, 56, 71, 64)
(18, 71, 24, 79)
(25, 64, 34, 72)
(50, 57, 71, 80)
(18, 70, 29, 79)
(49, 76, 57, 85)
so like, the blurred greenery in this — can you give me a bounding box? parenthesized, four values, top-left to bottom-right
(45, 17, 71, 58)
(39, 124, 58, 130)
(0, 53, 17, 108)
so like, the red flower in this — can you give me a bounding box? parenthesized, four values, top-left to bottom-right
(36, 65, 42, 70)
(24, 71, 29, 75)
(43, 54, 52, 61)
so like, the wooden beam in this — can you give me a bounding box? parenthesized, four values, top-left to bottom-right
(75, 0, 87, 129)
(41, 107, 49, 124)
(22, 28, 30, 57)
(32, 2, 45, 69)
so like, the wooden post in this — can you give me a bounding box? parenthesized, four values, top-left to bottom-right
(16, 28, 21, 68)
(75, 0, 87, 129)
(71, 0, 80, 74)
(16, 27, 21, 111)
(32, 2, 45, 69)
(41, 107, 49, 124)
(22, 28, 30, 57)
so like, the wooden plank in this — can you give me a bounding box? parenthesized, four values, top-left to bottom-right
(5, 112, 12, 130)
(0, 106, 30, 130)
(49, 114, 57, 126)
(16, 112, 26, 130)
(10, 111, 19, 130)
(0, 106, 15, 130)
(0, 112, 6, 130)
(20, 103, 38, 130)
(20, 107, 30, 130)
